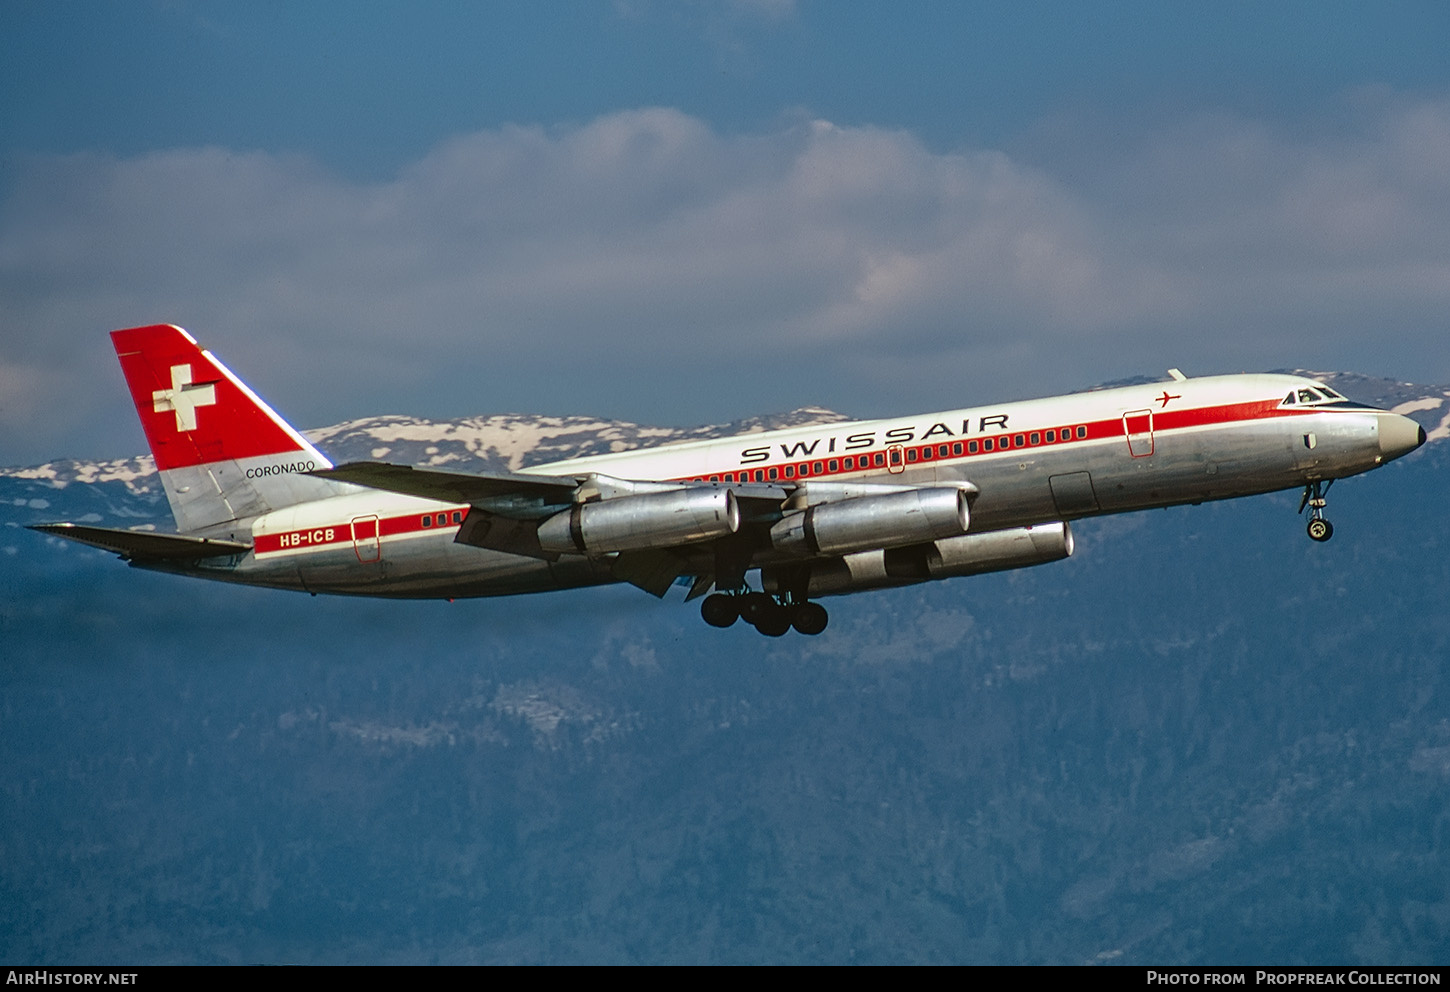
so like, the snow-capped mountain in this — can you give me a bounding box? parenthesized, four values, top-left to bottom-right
(5, 374, 1448, 965)
(1295, 370, 1450, 440)
(1, 406, 850, 531)
(305, 405, 851, 474)
(2, 373, 1445, 535)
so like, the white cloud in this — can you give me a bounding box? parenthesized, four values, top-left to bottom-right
(2, 96, 1449, 464)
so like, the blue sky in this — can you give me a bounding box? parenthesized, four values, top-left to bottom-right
(7, 2, 1448, 173)
(4, 1, 1450, 463)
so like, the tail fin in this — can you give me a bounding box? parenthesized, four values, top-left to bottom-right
(112, 324, 344, 533)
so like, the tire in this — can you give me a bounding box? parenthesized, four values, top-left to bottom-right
(753, 607, 791, 637)
(791, 602, 829, 635)
(1307, 518, 1334, 542)
(740, 592, 774, 624)
(700, 593, 739, 628)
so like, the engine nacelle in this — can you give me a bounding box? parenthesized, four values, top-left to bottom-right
(925, 520, 1074, 579)
(771, 521, 1074, 597)
(537, 488, 740, 555)
(769, 487, 970, 558)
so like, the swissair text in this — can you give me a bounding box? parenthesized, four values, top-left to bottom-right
(740, 416, 1012, 466)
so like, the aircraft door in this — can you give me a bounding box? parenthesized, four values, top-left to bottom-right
(1123, 409, 1155, 457)
(352, 515, 381, 563)
(1049, 472, 1101, 517)
(887, 444, 906, 474)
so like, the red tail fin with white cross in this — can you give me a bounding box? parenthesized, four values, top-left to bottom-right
(112, 324, 343, 533)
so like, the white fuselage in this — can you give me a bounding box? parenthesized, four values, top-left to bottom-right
(159, 373, 1417, 599)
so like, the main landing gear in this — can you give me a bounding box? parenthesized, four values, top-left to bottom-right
(1299, 479, 1334, 542)
(700, 592, 829, 636)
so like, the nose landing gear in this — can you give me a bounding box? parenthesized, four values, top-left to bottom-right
(1299, 479, 1335, 542)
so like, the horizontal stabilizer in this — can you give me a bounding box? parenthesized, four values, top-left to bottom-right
(29, 523, 252, 561)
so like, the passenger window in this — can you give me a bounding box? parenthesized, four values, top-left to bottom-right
(768, 467, 778, 480)
(784, 465, 795, 478)
(1015, 434, 1026, 446)
(422, 515, 432, 528)
(1046, 430, 1056, 442)
(452, 511, 462, 524)
(1076, 426, 1086, 438)
(828, 459, 838, 471)
(874, 453, 885, 467)
(1000, 436, 1010, 449)
(1030, 432, 1040, 445)
(951, 442, 962, 455)
(968, 441, 978, 453)
(907, 449, 918, 462)
(983, 439, 994, 452)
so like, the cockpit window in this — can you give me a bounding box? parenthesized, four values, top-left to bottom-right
(1284, 382, 1379, 410)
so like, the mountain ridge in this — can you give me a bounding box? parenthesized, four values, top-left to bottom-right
(4, 371, 1447, 498)
(4, 375, 1446, 963)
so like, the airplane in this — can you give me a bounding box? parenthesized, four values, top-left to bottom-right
(32, 324, 1427, 636)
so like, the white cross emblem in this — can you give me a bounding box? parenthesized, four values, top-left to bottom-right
(152, 363, 218, 432)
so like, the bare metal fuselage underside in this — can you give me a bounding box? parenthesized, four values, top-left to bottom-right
(145, 401, 1390, 599)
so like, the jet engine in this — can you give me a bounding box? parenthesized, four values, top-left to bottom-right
(769, 487, 970, 558)
(537, 487, 739, 555)
(767, 521, 1074, 597)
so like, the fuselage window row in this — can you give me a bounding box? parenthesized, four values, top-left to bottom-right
(684, 425, 1090, 484)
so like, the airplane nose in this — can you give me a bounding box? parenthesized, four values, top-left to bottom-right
(1379, 413, 1427, 462)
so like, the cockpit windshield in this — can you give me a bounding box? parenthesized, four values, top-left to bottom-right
(1282, 383, 1372, 409)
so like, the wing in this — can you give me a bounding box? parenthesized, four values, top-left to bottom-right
(315, 460, 792, 509)
(311, 460, 794, 596)
(314, 461, 583, 505)
(312, 460, 979, 600)
(30, 523, 252, 561)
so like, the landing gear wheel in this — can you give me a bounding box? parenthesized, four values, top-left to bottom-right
(791, 602, 829, 636)
(753, 607, 792, 638)
(1299, 479, 1335, 542)
(700, 593, 740, 628)
(740, 592, 773, 624)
